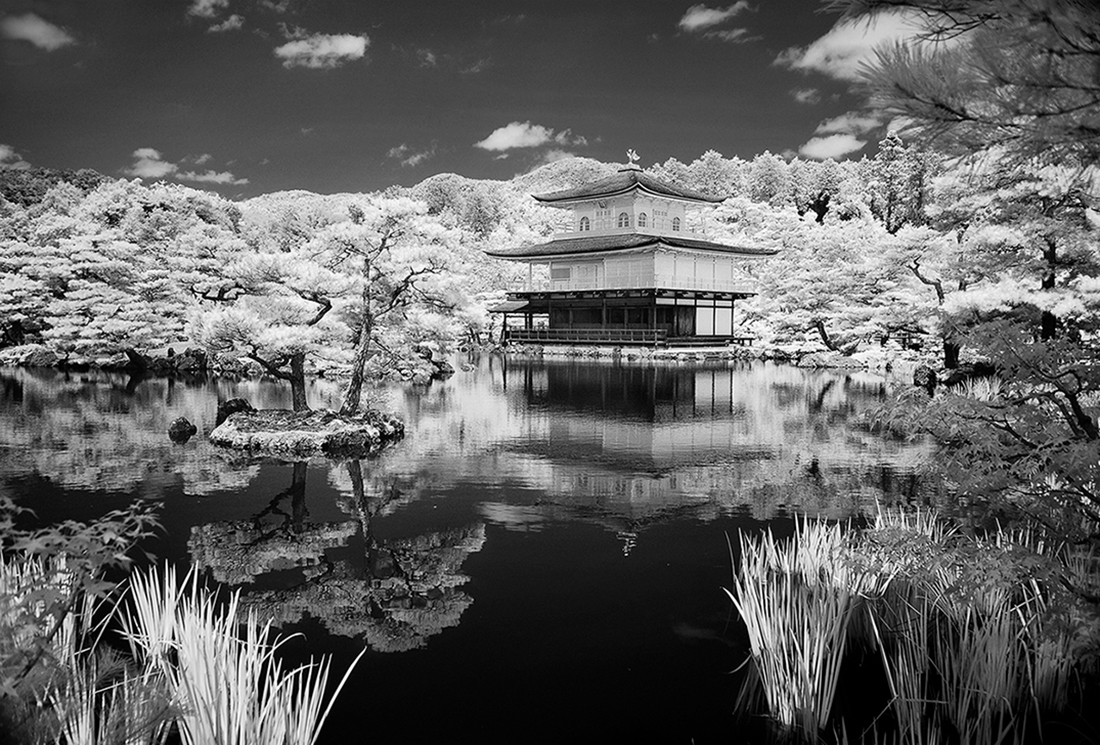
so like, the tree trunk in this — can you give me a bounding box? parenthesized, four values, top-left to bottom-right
(943, 340, 960, 369)
(1042, 238, 1058, 340)
(339, 322, 372, 416)
(813, 320, 839, 352)
(339, 261, 374, 416)
(289, 352, 310, 412)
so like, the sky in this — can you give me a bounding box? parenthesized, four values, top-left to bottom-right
(0, 1, 928, 198)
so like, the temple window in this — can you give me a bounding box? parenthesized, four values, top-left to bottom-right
(579, 216, 590, 232)
(672, 217, 681, 232)
(617, 212, 630, 228)
(638, 212, 647, 227)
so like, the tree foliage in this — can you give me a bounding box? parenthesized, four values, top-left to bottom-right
(822, 0, 1100, 543)
(829, 0, 1100, 168)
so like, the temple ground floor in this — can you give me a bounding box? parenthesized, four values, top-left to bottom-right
(490, 288, 755, 347)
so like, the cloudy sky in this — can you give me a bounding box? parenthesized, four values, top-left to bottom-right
(1, 1, 922, 197)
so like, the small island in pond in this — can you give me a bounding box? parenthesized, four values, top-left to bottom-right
(209, 408, 405, 458)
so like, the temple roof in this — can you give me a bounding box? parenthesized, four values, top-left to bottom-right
(485, 232, 778, 260)
(533, 165, 723, 205)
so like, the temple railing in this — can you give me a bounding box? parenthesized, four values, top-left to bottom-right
(503, 328, 756, 347)
(531, 274, 756, 294)
(504, 328, 669, 346)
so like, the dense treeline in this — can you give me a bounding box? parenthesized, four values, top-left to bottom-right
(0, 129, 1096, 412)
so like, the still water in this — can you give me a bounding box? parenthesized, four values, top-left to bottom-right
(0, 357, 932, 743)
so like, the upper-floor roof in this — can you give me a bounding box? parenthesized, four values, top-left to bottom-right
(485, 232, 777, 261)
(533, 164, 723, 206)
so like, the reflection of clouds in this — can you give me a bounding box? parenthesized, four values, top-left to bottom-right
(478, 502, 547, 532)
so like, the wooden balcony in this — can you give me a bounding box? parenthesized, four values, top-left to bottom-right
(503, 328, 755, 347)
(506, 328, 668, 345)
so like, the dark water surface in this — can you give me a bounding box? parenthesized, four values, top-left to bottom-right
(0, 357, 932, 744)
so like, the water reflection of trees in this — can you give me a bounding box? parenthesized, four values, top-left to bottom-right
(188, 460, 485, 653)
(2, 358, 936, 607)
(0, 367, 345, 496)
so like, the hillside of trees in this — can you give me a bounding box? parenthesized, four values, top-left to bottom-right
(7, 134, 1089, 375)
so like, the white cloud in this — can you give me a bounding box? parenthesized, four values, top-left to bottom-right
(274, 32, 369, 69)
(188, 0, 229, 19)
(259, 0, 292, 13)
(474, 121, 586, 152)
(1, 13, 76, 51)
(886, 115, 916, 134)
(208, 14, 244, 32)
(387, 143, 435, 168)
(776, 11, 932, 82)
(815, 112, 881, 135)
(178, 169, 249, 185)
(417, 48, 437, 67)
(125, 148, 247, 184)
(706, 28, 754, 43)
(0, 144, 31, 170)
(678, 2, 752, 32)
(792, 87, 821, 105)
(460, 58, 490, 74)
(127, 148, 178, 179)
(798, 134, 867, 160)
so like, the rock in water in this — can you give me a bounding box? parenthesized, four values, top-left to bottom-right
(431, 358, 455, 379)
(216, 397, 255, 426)
(168, 417, 198, 443)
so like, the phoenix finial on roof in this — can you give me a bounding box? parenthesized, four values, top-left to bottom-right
(626, 149, 639, 164)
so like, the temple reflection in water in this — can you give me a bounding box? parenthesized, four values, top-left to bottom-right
(477, 359, 931, 552)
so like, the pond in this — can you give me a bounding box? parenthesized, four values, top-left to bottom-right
(0, 357, 934, 743)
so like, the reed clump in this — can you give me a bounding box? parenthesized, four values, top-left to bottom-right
(1, 555, 362, 744)
(726, 508, 1100, 744)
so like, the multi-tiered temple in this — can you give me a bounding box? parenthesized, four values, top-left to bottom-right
(487, 159, 776, 347)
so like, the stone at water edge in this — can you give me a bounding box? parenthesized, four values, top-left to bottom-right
(0, 344, 59, 368)
(172, 348, 207, 373)
(168, 417, 198, 443)
(216, 397, 255, 426)
(208, 409, 406, 458)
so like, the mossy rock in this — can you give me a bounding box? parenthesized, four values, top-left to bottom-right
(209, 409, 405, 458)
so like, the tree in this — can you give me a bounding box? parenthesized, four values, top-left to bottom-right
(0, 179, 249, 362)
(686, 150, 743, 197)
(0, 166, 107, 207)
(789, 158, 843, 223)
(764, 216, 902, 353)
(827, 0, 1100, 168)
(747, 152, 794, 208)
(865, 131, 935, 234)
(646, 157, 691, 190)
(191, 250, 353, 411)
(309, 197, 463, 414)
(828, 0, 1100, 543)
